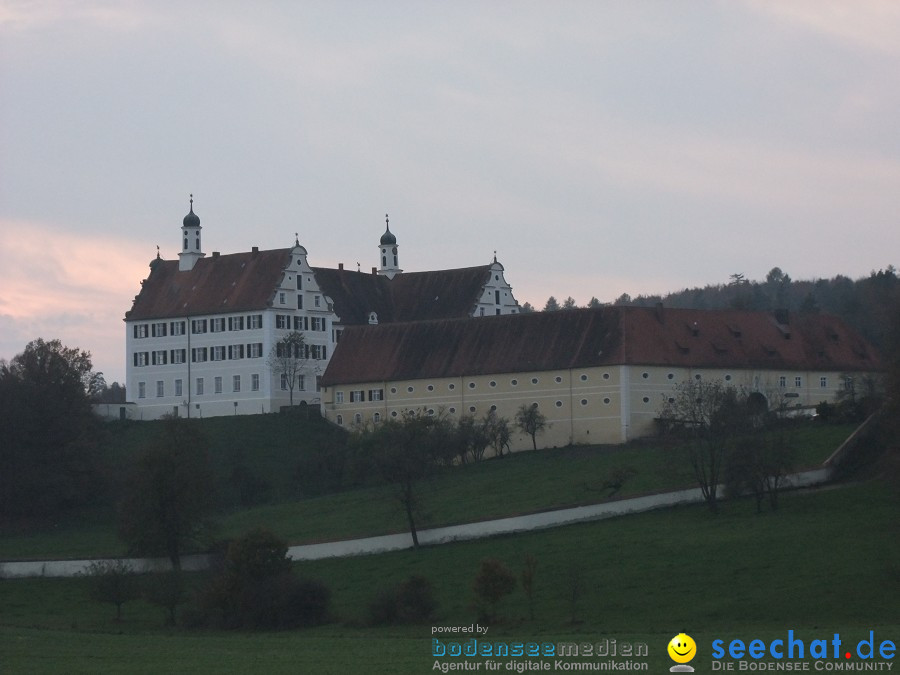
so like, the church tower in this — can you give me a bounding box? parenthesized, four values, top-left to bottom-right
(178, 194, 205, 272)
(377, 214, 402, 279)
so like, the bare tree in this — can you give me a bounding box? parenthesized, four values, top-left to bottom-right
(515, 403, 547, 451)
(659, 379, 749, 512)
(85, 560, 139, 622)
(267, 331, 309, 406)
(484, 411, 512, 458)
(356, 410, 449, 548)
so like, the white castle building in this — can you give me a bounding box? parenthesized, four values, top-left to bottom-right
(124, 199, 521, 419)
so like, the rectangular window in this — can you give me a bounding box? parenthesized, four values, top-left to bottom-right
(368, 389, 383, 401)
(151, 322, 167, 337)
(251, 374, 259, 391)
(298, 375, 305, 391)
(212, 346, 226, 361)
(192, 319, 207, 334)
(350, 390, 364, 402)
(196, 377, 204, 395)
(795, 376, 802, 388)
(156, 380, 164, 397)
(248, 314, 262, 330)
(297, 275, 302, 290)
(138, 382, 146, 399)
(134, 352, 149, 367)
(233, 375, 241, 392)
(778, 376, 786, 388)
(293, 316, 303, 330)
(279, 292, 286, 305)
(191, 347, 208, 363)
(175, 379, 183, 397)
(314, 295, 321, 307)
(228, 344, 244, 360)
(214, 376, 223, 394)
(335, 391, 344, 404)
(248, 343, 263, 358)
(211, 318, 226, 333)
(297, 295, 303, 309)
(170, 321, 186, 336)
(152, 350, 167, 365)
(228, 316, 244, 331)
(280, 374, 289, 390)
(820, 376, 828, 388)
(171, 349, 186, 364)
(134, 324, 149, 339)
(311, 317, 321, 331)
(275, 314, 289, 329)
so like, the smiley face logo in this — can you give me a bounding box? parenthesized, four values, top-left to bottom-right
(668, 633, 697, 664)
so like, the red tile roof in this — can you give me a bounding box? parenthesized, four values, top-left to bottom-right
(321, 306, 882, 386)
(125, 249, 292, 320)
(127, 249, 497, 325)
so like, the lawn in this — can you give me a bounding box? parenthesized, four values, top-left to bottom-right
(1, 482, 897, 673)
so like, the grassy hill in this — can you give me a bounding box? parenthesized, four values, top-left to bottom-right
(0, 418, 858, 561)
(1, 481, 897, 674)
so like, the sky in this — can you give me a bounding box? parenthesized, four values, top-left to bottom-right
(2, 0, 900, 384)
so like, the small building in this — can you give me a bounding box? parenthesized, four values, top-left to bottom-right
(320, 306, 882, 449)
(124, 202, 520, 419)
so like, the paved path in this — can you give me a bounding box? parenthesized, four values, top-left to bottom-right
(0, 468, 830, 579)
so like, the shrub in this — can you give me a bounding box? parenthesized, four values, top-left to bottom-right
(144, 570, 188, 626)
(368, 574, 437, 625)
(472, 558, 516, 623)
(190, 528, 331, 630)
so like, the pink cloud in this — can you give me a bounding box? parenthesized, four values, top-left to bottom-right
(0, 219, 158, 382)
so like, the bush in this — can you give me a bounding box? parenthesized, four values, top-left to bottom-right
(189, 528, 331, 630)
(368, 574, 437, 625)
(144, 570, 188, 626)
(472, 558, 516, 623)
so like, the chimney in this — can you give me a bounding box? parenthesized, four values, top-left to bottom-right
(251, 246, 259, 254)
(338, 262, 344, 270)
(212, 251, 220, 258)
(372, 267, 377, 275)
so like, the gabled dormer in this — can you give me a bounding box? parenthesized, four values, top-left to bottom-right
(474, 254, 519, 316)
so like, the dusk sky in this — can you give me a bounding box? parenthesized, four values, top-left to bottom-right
(2, 1, 899, 384)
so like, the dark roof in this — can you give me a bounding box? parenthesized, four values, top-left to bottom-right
(127, 245, 496, 324)
(125, 249, 291, 320)
(321, 306, 882, 386)
(312, 265, 494, 325)
(379, 225, 397, 246)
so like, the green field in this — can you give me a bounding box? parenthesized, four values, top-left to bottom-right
(0, 418, 856, 561)
(2, 482, 897, 674)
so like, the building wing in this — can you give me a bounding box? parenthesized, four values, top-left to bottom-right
(126, 249, 292, 320)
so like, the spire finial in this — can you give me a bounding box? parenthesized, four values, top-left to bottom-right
(156, 245, 161, 259)
(493, 250, 497, 263)
(189, 193, 193, 211)
(294, 232, 299, 246)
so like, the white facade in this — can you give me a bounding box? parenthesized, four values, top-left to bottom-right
(125, 206, 520, 420)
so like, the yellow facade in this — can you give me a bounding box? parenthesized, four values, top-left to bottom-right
(322, 365, 859, 451)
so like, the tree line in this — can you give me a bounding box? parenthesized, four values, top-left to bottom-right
(528, 265, 900, 351)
